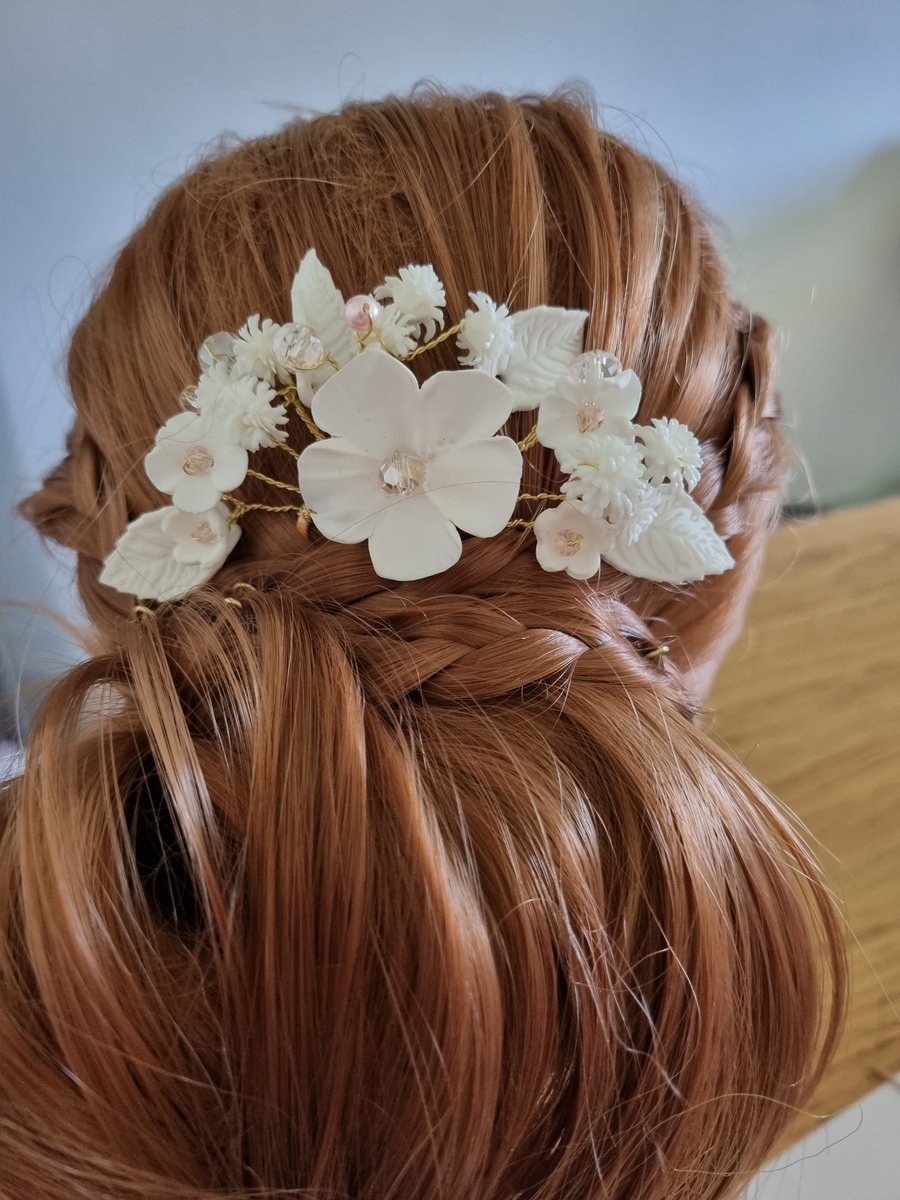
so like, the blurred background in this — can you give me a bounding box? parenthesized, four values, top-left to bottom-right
(2, 1, 899, 1192)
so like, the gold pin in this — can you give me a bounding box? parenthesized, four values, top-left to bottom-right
(645, 644, 670, 661)
(133, 604, 156, 619)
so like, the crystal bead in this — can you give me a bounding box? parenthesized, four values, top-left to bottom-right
(178, 385, 200, 411)
(190, 519, 219, 545)
(273, 323, 326, 371)
(570, 350, 621, 383)
(198, 331, 237, 370)
(181, 445, 215, 476)
(379, 450, 427, 496)
(576, 403, 606, 433)
(553, 529, 584, 558)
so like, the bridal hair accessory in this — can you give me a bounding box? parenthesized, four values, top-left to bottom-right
(99, 249, 734, 602)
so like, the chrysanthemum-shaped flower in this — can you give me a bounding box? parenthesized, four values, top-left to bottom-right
(296, 349, 523, 580)
(533, 501, 613, 580)
(98, 502, 241, 602)
(606, 482, 661, 548)
(636, 417, 703, 490)
(537, 371, 642, 451)
(370, 304, 418, 357)
(557, 432, 647, 522)
(456, 291, 516, 375)
(193, 359, 232, 412)
(232, 315, 292, 385)
(374, 264, 446, 341)
(145, 408, 248, 513)
(217, 375, 288, 452)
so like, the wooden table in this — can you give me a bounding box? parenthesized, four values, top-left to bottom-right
(708, 495, 900, 1144)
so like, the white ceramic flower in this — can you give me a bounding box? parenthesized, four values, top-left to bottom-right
(533, 501, 614, 580)
(145, 407, 248, 513)
(99, 503, 241, 601)
(374, 264, 446, 341)
(216, 375, 288, 452)
(457, 292, 516, 375)
(557, 431, 647, 521)
(233, 315, 292, 385)
(636, 417, 703, 490)
(296, 349, 523, 580)
(536, 372, 642, 450)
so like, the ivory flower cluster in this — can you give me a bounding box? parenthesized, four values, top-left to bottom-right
(99, 248, 733, 604)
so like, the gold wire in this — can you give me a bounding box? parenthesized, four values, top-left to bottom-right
(276, 441, 300, 460)
(517, 426, 539, 452)
(401, 322, 463, 363)
(286, 395, 328, 441)
(245, 468, 303, 495)
(505, 517, 536, 530)
(517, 491, 566, 503)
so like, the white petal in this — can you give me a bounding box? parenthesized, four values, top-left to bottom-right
(533, 503, 609, 580)
(366, 496, 462, 580)
(98, 507, 240, 602)
(290, 248, 356, 367)
(603, 487, 734, 584)
(419, 369, 514, 451)
(426, 437, 523, 536)
(162, 503, 238, 565)
(297, 438, 397, 543)
(171, 474, 225, 514)
(502, 305, 589, 412)
(310, 349, 423, 456)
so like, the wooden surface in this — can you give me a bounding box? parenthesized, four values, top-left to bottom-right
(708, 495, 900, 1144)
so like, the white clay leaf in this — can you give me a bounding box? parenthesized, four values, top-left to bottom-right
(603, 487, 734, 584)
(290, 249, 356, 367)
(501, 306, 589, 412)
(98, 508, 237, 602)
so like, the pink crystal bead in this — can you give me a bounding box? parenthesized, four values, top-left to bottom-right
(344, 294, 381, 332)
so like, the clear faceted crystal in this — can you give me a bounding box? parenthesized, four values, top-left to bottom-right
(181, 446, 215, 476)
(273, 323, 326, 371)
(570, 349, 621, 383)
(379, 450, 427, 496)
(198, 331, 237, 370)
(179, 385, 200, 411)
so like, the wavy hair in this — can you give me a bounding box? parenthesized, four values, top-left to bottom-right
(3, 90, 845, 1199)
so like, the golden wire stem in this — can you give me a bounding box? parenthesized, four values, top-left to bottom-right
(517, 491, 566, 503)
(286, 394, 328, 441)
(276, 441, 300, 460)
(401, 322, 463, 363)
(245, 468, 302, 495)
(222, 496, 309, 524)
(505, 517, 537, 530)
(517, 426, 539, 452)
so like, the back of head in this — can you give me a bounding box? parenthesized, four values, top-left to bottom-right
(3, 91, 845, 1199)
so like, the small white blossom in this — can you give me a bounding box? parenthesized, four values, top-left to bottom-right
(537, 372, 641, 450)
(145, 408, 248, 513)
(297, 350, 522, 580)
(636, 417, 703, 491)
(533, 501, 613, 580)
(374, 264, 446, 341)
(233, 315, 292, 385)
(193, 359, 232, 412)
(557, 432, 647, 522)
(456, 292, 516, 375)
(216, 375, 288, 452)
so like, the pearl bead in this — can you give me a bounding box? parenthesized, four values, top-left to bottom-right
(345, 294, 381, 332)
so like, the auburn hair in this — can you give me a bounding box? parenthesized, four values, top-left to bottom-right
(3, 90, 845, 1199)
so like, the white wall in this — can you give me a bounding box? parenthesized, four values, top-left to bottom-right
(3, 0, 899, 721)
